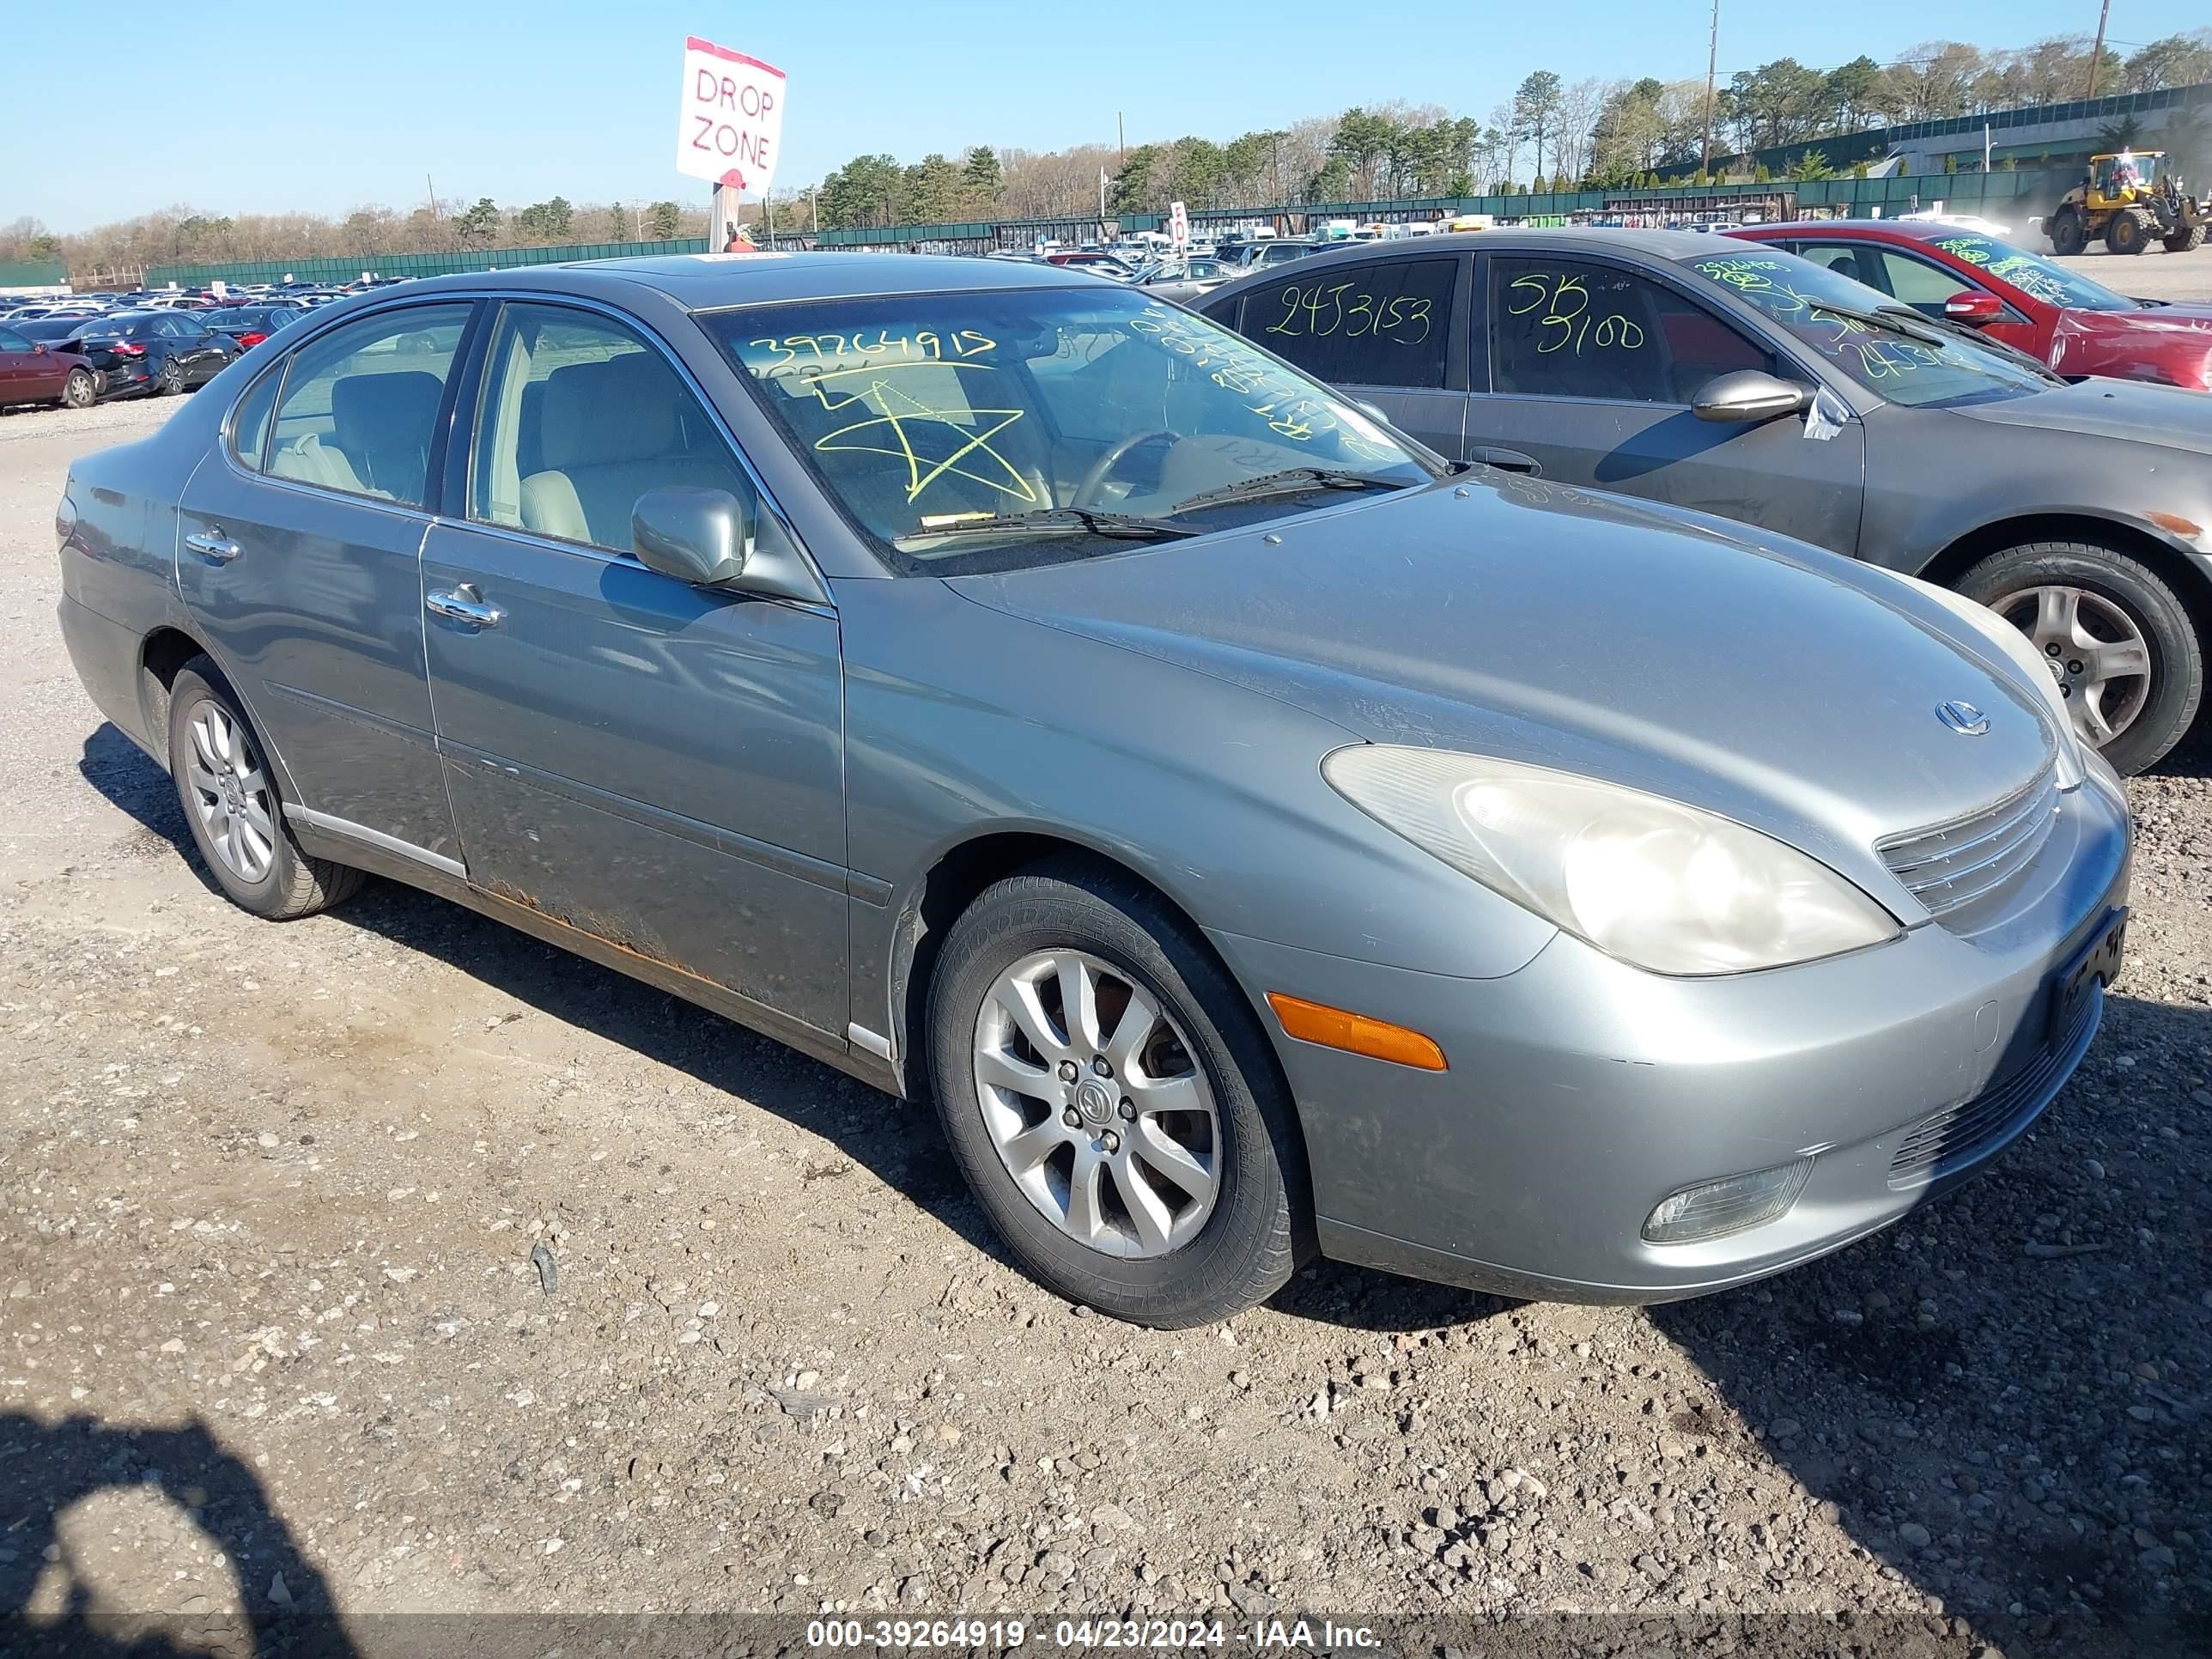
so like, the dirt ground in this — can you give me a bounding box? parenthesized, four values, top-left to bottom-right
(2, 363, 2209, 1659)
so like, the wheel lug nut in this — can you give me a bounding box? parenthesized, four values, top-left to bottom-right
(1062, 1108, 1081, 1128)
(1092, 1057, 1112, 1078)
(2067, 660, 2082, 675)
(1057, 1060, 1078, 1083)
(1100, 1131, 1120, 1153)
(1118, 1098, 1134, 1121)
(2045, 642, 2062, 657)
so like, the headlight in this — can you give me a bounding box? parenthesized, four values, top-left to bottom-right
(1889, 572, 2083, 789)
(1323, 747, 1899, 976)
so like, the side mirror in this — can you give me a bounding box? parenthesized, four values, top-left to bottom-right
(632, 487, 746, 587)
(1692, 369, 1814, 424)
(1942, 291, 2004, 326)
(32, 343, 46, 355)
(1354, 399, 1392, 426)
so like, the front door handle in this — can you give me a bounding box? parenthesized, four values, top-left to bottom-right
(425, 583, 504, 629)
(1473, 447, 1542, 476)
(184, 529, 241, 562)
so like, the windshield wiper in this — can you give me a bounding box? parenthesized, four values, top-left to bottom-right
(891, 506, 1197, 551)
(1170, 467, 1407, 514)
(1793, 299, 1950, 348)
(1883, 305, 2064, 381)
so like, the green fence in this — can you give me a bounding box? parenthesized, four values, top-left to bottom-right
(814, 168, 2081, 251)
(143, 238, 710, 289)
(0, 257, 69, 289)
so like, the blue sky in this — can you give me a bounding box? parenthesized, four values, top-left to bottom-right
(9, 0, 2204, 230)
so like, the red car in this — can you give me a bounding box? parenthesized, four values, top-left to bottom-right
(1727, 220, 2212, 391)
(0, 324, 101, 411)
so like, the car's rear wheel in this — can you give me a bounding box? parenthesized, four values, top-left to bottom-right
(61, 368, 97, 410)
(927, 859, 1304, 1328)
(155, 358, 185, 395)
(1956, 542, 2203, 775)
(2048, 207, 2087, 256)
(167, 657, 365, 919)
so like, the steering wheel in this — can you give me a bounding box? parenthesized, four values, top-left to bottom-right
(1072, 429, 1178, 509)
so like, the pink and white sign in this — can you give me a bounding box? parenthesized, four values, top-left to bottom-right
(676, 36, 787, 192)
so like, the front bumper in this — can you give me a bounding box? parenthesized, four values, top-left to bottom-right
(1211, 765, 2131, 1304)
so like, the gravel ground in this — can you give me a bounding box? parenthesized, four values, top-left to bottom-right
(1, 387, 2208, 1659)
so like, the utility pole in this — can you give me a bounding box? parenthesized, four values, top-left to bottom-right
(2084, 0, 2111, 99)
(1117, 112, 1126, 163)
(1698, 0, 1721, 183)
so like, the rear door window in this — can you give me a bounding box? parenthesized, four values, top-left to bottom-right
(1242, 258, 1458, 390)
(265, 304, 472, 508)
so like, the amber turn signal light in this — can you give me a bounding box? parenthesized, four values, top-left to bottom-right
(1265, 993, 1447, 1071)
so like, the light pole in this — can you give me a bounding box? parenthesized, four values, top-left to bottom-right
(1698, 0, 1721, 183)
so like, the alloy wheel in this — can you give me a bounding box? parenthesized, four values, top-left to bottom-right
(182, 700, 277, 883)
(972, 949, 1219, 1258)
(64, 370, 96, 410)
(1995, 583, 2151, 750)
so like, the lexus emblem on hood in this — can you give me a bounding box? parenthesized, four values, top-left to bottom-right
(1936, 700, 1990, 736)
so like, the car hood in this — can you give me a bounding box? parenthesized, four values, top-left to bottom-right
(1946, 374, 2212, 453)
(949, 477, 2058, 894)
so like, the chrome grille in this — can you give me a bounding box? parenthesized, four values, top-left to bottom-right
(1887, 989, 2098, 1187)
(1877, 768, 2061, 922)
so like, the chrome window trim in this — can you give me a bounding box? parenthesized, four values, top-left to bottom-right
(434, 514, 834, 619)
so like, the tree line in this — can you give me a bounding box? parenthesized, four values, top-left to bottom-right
(4, 27, 2206, 280)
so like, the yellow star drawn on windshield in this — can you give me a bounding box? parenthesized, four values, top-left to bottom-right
(805, 370, 1037, 506)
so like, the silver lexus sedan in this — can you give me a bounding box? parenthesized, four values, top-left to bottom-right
(54, 253, 2130, 1328)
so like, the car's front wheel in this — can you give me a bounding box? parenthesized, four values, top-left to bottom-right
(167, 656, 365, 918)
(1957, 542, 2203, 774)
(927, 860, 1304, 1328)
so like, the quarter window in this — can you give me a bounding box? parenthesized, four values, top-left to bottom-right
(228, 367, 281, 471)
(1489, 257, 1772, 404)
(1243, 258, 1457, 390)
(265, 304, 471, 507)
(469, 302, 779, 560)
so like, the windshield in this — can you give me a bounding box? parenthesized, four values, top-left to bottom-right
(1680, 251, 2053, 409)
(704, 286, 1437, 573)
(1920, 233, 2135, 312)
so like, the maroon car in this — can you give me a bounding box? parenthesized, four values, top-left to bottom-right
(0, 324, 101, 411)
(1728, 220, 2212, 391)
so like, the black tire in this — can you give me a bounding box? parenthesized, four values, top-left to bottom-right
(2165, 225, 2206, 254)
(2106, 208, 2151, 256)
(155, 357, 185, 395)
(1955, 542, 2203, 775)
(926, 859, 1306, 1328)
(2049, 207, 2087, 256)
(167, 656, 366, 919)
(61, 368, 97, 410)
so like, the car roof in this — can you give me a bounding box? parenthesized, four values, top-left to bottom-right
(396, 251, 1105, 312)
(1734, 220, 1959, 243)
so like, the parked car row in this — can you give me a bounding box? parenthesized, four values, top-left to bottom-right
(0, 294, 332, 414)
(57, 249, 2137, 1328)
(1192, 227, 2210, 774)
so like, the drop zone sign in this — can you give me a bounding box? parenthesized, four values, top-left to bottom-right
(677, 36, 787, 192)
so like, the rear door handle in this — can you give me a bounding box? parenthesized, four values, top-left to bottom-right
(184, 529, 241, 562)
(1472, 447, 1542, 476)
(426, 583, 503, 629)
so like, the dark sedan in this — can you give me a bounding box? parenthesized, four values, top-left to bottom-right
(1203, 228, 2212, 773)
(200, 304, 309, 351)
(65, 310, 240, 398)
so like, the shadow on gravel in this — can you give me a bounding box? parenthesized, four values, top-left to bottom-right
(0, 1412, 354, 1657)
(75, 723, 1007, 1265)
